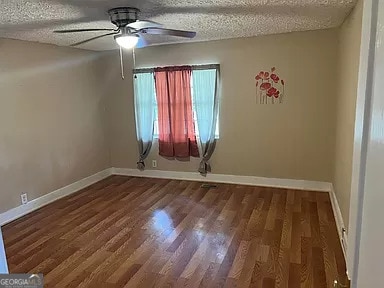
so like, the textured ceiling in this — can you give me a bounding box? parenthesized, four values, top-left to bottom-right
(0, 0, 357, 51)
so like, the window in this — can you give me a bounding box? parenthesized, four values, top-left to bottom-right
(152, 76, 220, 139)
(136, 67, 220, 140)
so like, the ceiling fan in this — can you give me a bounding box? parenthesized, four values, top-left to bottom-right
(53, 7, 196, 79)
(54, 7, 197, 49)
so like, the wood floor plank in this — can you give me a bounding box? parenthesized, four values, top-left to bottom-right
(2, 176, 349, 288)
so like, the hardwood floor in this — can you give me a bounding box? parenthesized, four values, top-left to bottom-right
(2, 176, 348, 287)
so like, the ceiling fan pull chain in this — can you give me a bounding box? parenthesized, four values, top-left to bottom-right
(132, 47, 136, 69)
(119, 46, 125, 80)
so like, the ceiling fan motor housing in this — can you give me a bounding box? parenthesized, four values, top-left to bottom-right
(108, 7, 139, 28)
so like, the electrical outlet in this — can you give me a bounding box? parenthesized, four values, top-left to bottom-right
(21, 193, 28, 205)
(152, 160, 157, 168)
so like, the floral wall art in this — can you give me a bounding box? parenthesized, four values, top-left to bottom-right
(255, 67, 285, 104)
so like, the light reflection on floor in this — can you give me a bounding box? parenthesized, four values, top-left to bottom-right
(151, 208, 230, 264)
(152, 209, 174, 232)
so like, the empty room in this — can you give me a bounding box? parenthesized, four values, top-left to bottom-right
(2, 0, 384, 287)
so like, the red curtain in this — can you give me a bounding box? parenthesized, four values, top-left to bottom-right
(154, 67, 199, 158)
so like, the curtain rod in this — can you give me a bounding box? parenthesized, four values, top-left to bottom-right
(133, 64, 220, 74)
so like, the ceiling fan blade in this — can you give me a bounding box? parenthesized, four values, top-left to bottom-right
(139, 28, 196, 38)
(55, 28, 117, 33)
(70, 32, 118, 47)
(127, 20, 162, 30)
(136, 35, 148, 49)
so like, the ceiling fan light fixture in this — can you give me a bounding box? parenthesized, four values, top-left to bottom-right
(115, 34, 139, 49)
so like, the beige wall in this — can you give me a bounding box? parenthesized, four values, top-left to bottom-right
(0, 39, 110, 213)
(106, 29, 339, 182)
(333, 0, 363, 228)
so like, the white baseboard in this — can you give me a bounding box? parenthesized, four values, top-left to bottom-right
(0, 168, 113, 226)
(329, 185, 349, 273)
(112, 167, 332, 192)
